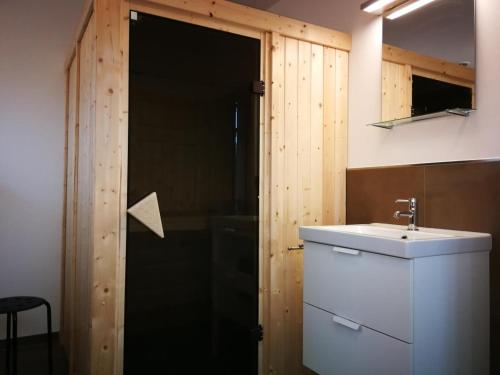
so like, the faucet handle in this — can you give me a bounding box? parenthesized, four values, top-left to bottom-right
(395, 198, 417, 211)
(395, 198, 410, 204)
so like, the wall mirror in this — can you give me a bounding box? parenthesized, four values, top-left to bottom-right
(377, 0, 475, 128)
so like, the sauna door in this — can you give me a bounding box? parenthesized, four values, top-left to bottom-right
(124, 13, 261, 374)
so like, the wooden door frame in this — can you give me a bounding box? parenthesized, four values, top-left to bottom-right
(62, 1, 351, 374)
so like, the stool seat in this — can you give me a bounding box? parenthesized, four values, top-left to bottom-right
(0, 297, 47, 314)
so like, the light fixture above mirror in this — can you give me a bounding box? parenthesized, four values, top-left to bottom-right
(361, 0, 437, 19)
(361, 0, 401, 14)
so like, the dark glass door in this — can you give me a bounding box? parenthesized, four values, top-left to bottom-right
(124, 12, 260, 375)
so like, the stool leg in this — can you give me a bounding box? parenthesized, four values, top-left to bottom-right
(45, 302, 53, 375)
(12, 312, 17, 375)
(6, 313, 11, 373)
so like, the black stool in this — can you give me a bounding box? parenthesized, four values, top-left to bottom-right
(0, 297, 52, 375)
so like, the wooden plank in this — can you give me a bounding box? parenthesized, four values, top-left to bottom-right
(131, 0, 261, 40)
(333, 50, 348, 226)
(283, 37, 301, 375)
(269, 31, 286, 375)
(91, 0, 122, 374)
(134, 0, 351, 50)
(62, 55, 78, 354)
(75, 15, 96, 375)
(383, 43, 474, 83)
(297, 41, 312, 230)
(259, 31, 272, 375)
(65, 0, 94, 70)
(60, 58, 71, 349)
(115, 1, 130, 373)
(322, 47, 336, 225)
(401, 64, 412, 118)
(297, 40, 314, 375)
(382, 61, 412, 122)
(60, 63, 69, 352)
(310, 43, 324, 226)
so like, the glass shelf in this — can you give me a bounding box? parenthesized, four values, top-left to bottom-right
(367, 108, 475, 129)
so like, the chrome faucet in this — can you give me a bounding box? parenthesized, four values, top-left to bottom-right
(394, 197, 418, 231)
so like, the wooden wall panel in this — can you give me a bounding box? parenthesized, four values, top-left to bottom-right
(309, 43, 324, 228)
(259, 31, 272, 375)
(332, 49, 348, 226)
(382, 60, 412, 122)
(75, 14, 96, 375)
(269, 31, 286, 375)
(322, 47, 336, 225)
(283, 37, 301, 372)
(91, 0, 123, 373)
(269, 36, 347, 375)
(61, 56, 79, 354)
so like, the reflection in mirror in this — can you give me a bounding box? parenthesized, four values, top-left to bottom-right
(380, 0, 475, 125)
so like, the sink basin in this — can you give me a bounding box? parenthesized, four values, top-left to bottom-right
(330, 224, 458, 240)
(299, 223, 491, 258)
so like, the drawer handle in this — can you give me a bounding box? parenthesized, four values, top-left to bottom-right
(332, 247, 360, 256)
(332, 315, 361, 331)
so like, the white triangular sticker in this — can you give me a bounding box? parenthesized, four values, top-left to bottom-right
(127, 192, 164, 238)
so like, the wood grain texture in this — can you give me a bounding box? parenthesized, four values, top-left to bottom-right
(332, 50, 348, 225)
(61, 56, 78, 357)
(322, 47, 336, 225)
(75, 14, 96, 375)
(383, 43, 474, 83)
(284, 36, 300, 373)
(91, 0, 122, 374)
(136, 0, 351, 51)
(115, 1, 130, 373)
(382, 60, 412, 122)
(269, 31, 286, 375)
(297, 40, 312, 232)
(268, 37, 347, 375)
(310, 43, 324, 227)
(260, 30, 272, 375)
(131, 0, 261, 39)
(64, 0, 94, 70)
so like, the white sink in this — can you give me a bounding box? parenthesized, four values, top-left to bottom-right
(299, 223, 491, 258)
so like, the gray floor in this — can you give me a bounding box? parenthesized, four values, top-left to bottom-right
(0, 333, 67, 375)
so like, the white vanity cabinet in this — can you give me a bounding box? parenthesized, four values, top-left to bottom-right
(301, 225, 491, 375)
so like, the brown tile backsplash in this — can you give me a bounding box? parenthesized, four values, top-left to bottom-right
(346, 159, 500, 374)
(347, 165, 426, 226)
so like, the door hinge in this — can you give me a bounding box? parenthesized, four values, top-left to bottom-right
(251, 324, 264, 341)
(253, 80, 265, 96)
(257, 324, 263, 341)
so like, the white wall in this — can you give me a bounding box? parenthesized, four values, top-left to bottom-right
(239, 0, 500, 168)
(0, 0, 83, 337)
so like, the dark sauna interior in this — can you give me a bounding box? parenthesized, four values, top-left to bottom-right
(124, 13, 261, 374)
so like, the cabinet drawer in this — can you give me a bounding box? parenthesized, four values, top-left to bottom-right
(304, 241, 413, 342)
(304, 303, 411, 375)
